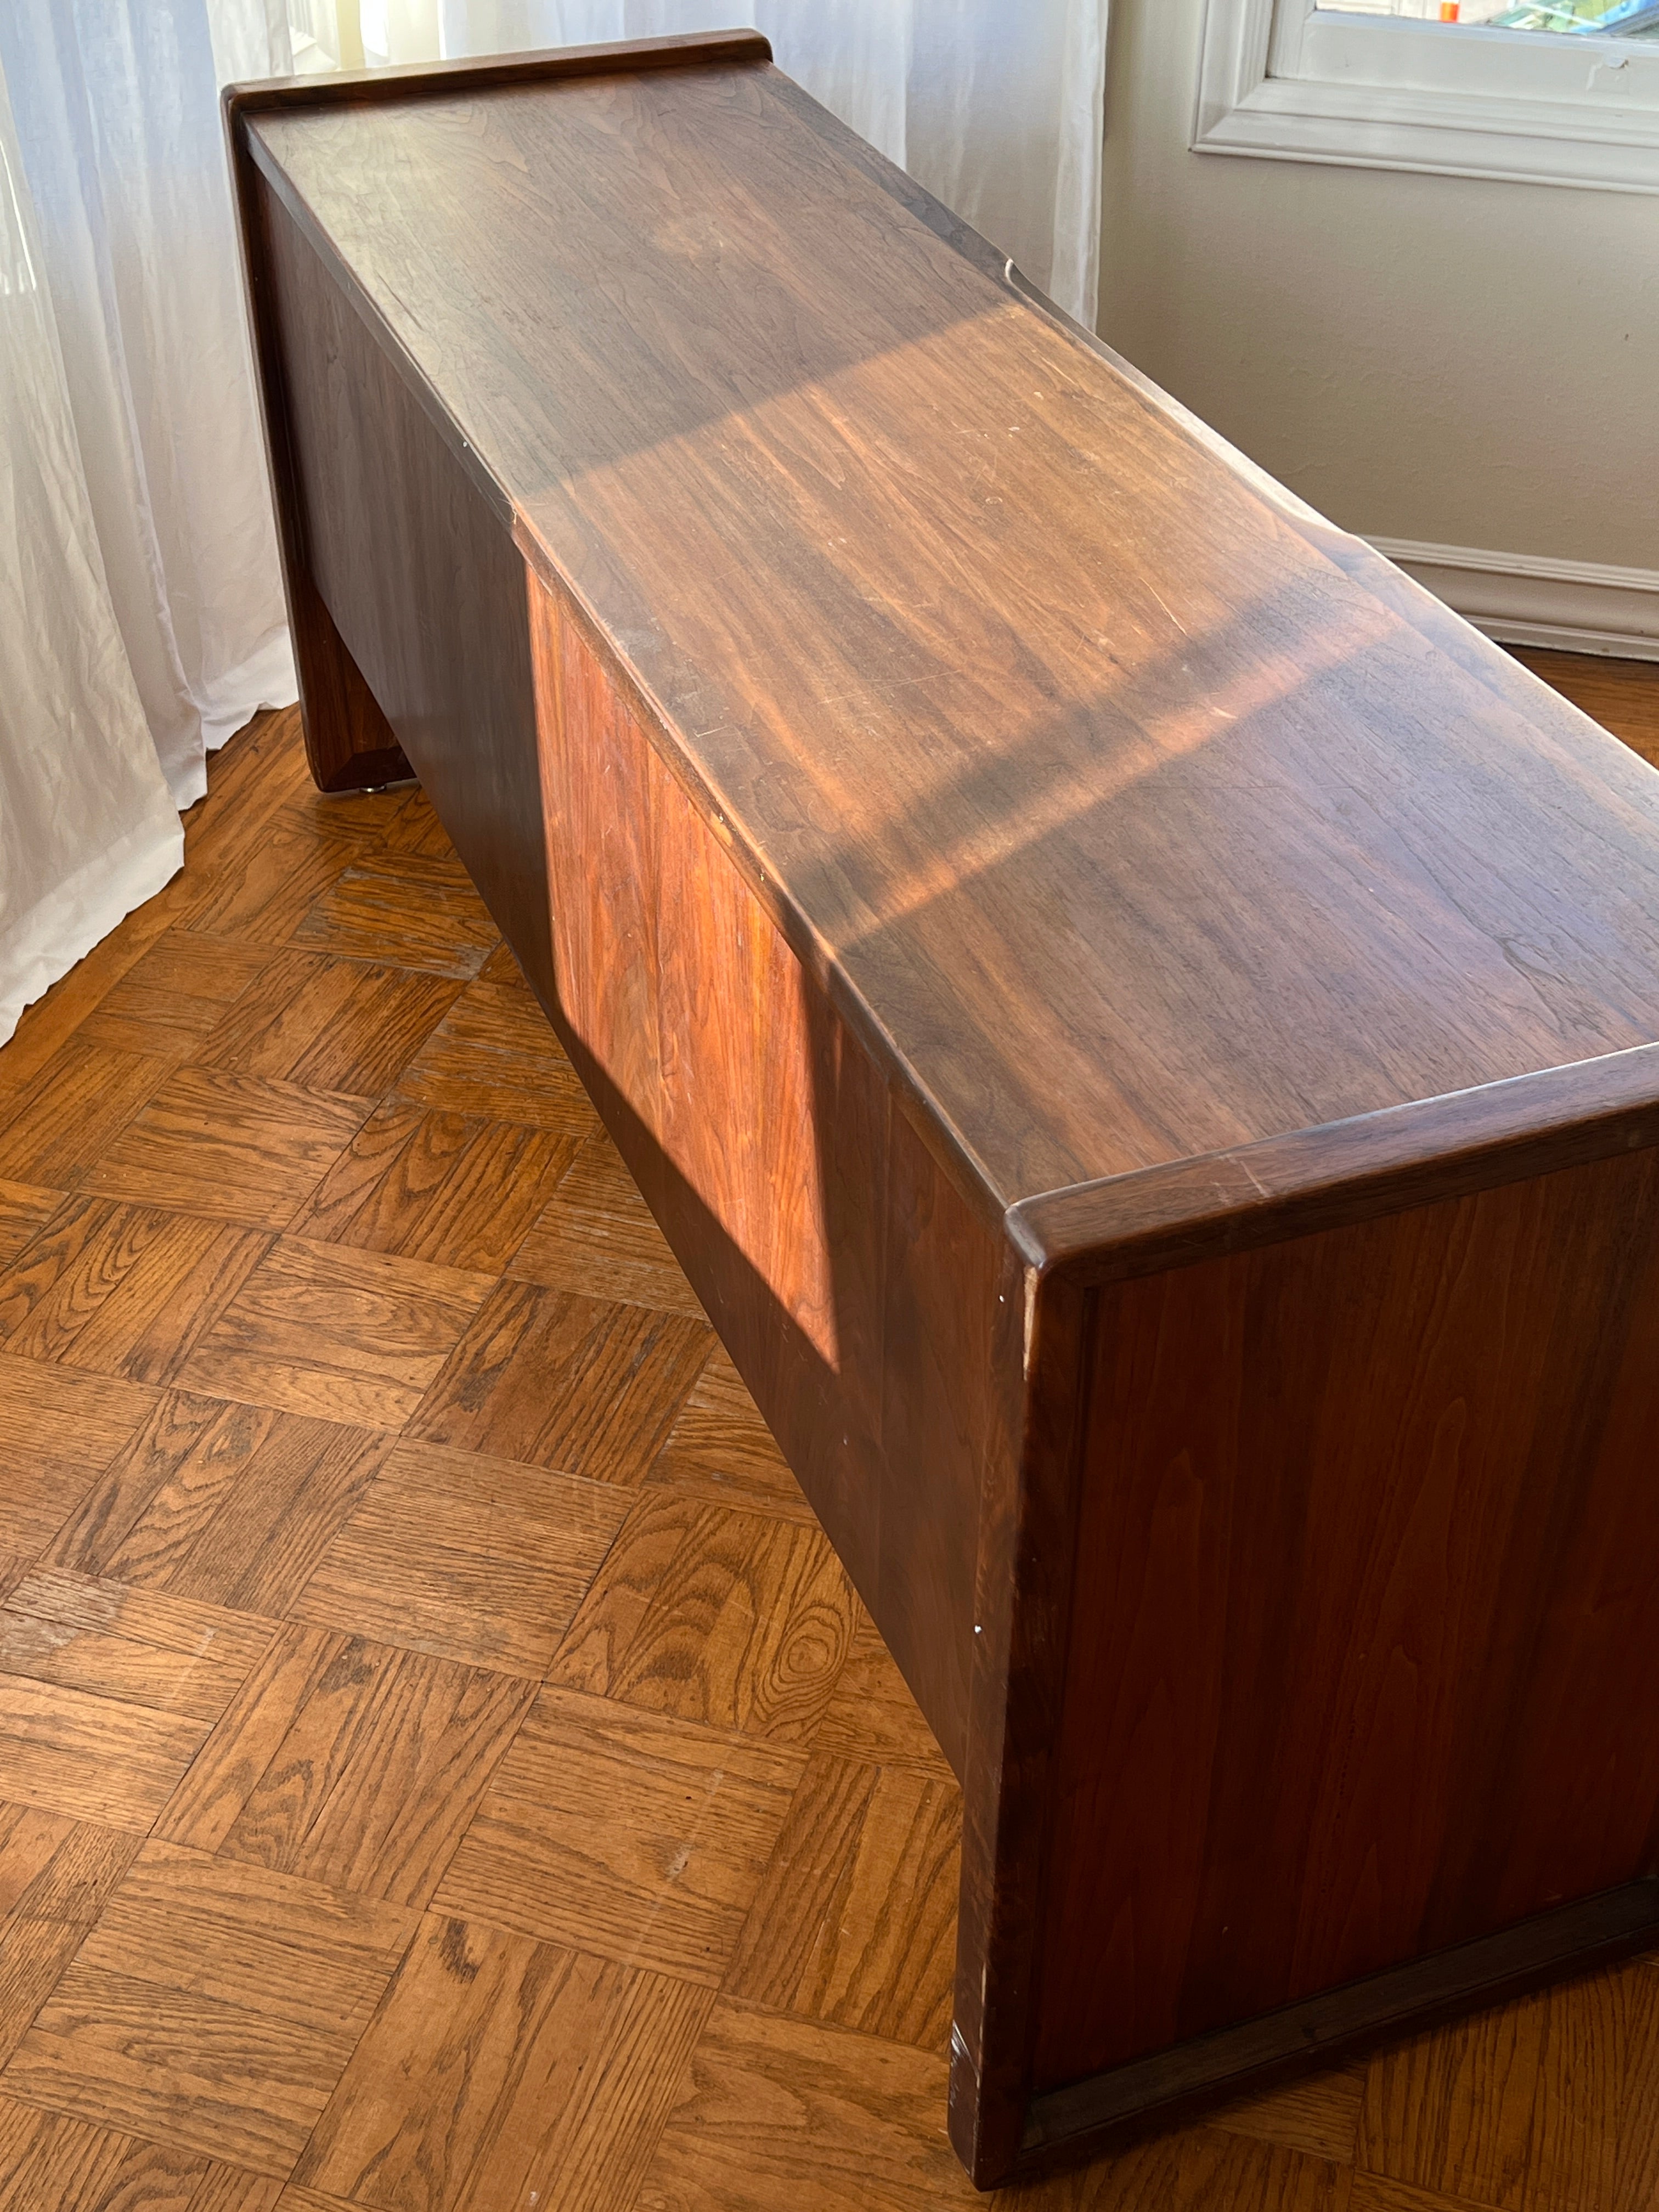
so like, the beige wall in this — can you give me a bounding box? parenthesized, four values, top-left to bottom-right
(1097, 0, 1659, 570)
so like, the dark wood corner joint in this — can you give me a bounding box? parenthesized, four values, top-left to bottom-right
(227, 38, 1659, 2188)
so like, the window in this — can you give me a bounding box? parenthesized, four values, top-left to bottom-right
(1194, 0, 1659, 188)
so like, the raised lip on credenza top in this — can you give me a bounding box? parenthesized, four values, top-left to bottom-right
(225, 38, 1659, 1283)
(1012, 1037, 1659, 1286)
(222, 29, 773, 120)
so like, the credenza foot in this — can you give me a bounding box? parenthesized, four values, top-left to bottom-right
(290, 566, 414, 793)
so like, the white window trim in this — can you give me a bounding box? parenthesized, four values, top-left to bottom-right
(1194, 0, 1659, 192)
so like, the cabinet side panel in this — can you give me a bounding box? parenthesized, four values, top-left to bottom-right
(531, 579, 989, 1768)
(1034, 1144, 1659, 2089)
(259, 177, 553, 995)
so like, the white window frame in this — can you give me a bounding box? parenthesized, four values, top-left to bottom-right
(1194, 0, 1659, 191)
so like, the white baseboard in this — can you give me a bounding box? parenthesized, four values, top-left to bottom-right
(1367, 539, 1659, 664)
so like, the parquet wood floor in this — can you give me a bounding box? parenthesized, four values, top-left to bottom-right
(1, 665, 1657, 2208)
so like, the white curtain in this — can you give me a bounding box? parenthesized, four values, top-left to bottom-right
(0, 46, 182, 1047)
(429, 2, 1108, 325)
(0, 0, 1107, 1051)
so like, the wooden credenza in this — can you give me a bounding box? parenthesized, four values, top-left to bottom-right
(227, 33, 1659, 2188)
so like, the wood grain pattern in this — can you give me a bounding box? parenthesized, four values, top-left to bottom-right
(1207, 2066, 1367, 2168)
(0, 1445, 110, 1561)
(644, 1346, 814, 1526)
(548, 1494, 854, 1744)
(634, 2000, 978, 2212)
(0, 1200, 268, 1385)
(409, 1278, 709, 1477)
(83, 1071, 370, 1232)
(180, 823, 368, 950)
(0, 2097, 286, 2212)
(0, 1179, 62, 1268)
(289, 1102, 580, 1273)
(289, 859, 499, 982)
(1035, 1146, 1659, 2088)
(0, 1571, 274, 1723)
(433, 1685, 803, 1982)
(48, 1393, 390, 1615)
(248, 62, 1659, 1208)
(76, 934, 275, 1065)
(0, 1674, 210, 1833)
(3, 1842, 414, 2175)
(175, 1236, 495, 1429)
(255, 168, 549, 959)
(509, 1130, 707, 1318)
(0, 1356, 157, 1475)
(1359, 1960, 1659, 2212)
(388, 979, 597, 1136)
(155, 1624, 533, 1909)
(0, 1043, 173, 1189)
(812, 1609, 955, 1777)
(290, 1440, 630, 1674)
(293, 1915, 713, 2212)
(191, 949, 460, 1098)
(0, 1808, 138, 2071)
(529, 573, 994, 1773)
(723, 1752, 961, 2052)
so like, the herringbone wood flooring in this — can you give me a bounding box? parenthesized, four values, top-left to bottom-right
(1, 656, 1657, 2210)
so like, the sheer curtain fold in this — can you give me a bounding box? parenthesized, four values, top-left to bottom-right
(0, 49, 182, 1048)
(1, 0, 296, 812)
(1, 0, 1107, 1051)
(433, 0, 1110, 325)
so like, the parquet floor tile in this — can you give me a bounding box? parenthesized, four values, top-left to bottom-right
(293, 1915, 711, 2212)
(644, 1343, 815, 1524)
(375, 785, 456, 861)
(548, 1493, 855, 1744)
(0, 1180, 67, 1267)
(0, 1199, 268, 1385)
(392, 979, 600, 1133)
(0, 1807, 137, 2070)
(191, 951, 459, 1101)
(74, 934, 274, 1065)
(813, 1606, 955, 1775)
(409, 1279, 709, 1479)
(178, 822, 364, 949)
(0, 1571, 274, 1723)
(48, 1395, 389, 1615)
(1357, 1961, 1659, 2212)
(82, 1070, 371, 1232)
(0, 1041, 174, 1189)
(0, 1357, 157, 1481)
(290, 854, 499, 980)
(509, 1129, 707, 1317)
(432, 1686, 803, 1983)
(0, 1672, 210, 1832)
(0, 1448, 107, 1563)
(1, 1842, 415, 2177)
(290, 1441, 630, 1675)
(174, 1238, 495, 1430)
(0, 2095, 285, 2212)
(0, 891, 183, 1108)
(723, 1752, 960, 2053)
(633, 2000, 978, 2212)
(1208, 2066, 1367, 2166)
(290, 1102, 579, 1274)
(157, 1624, 534, 1909)
(7, 692, 1659, 2208)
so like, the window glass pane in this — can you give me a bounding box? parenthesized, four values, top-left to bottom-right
(1315, 0, 1659, 31)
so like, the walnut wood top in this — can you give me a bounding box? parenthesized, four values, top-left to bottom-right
(240, 47, 1659, 1222)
